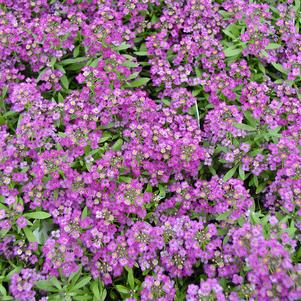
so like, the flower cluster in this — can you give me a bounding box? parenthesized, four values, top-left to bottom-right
(0, 0, 300, 301)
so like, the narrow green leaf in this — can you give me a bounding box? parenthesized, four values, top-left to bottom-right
(35, 280, 58, 292)
(122, 61, 139, 68)
(1, 86, 8, 101)
(128, 72, 140, 80)
(239, 165, 245, 180)
(271, 62, 288, 75)
(0, 296, 13, 300)
(36, 68, 47, 82)
(216, 211, 231, 221)
(54, 64, 66, 74)
(73, 45, 80, 57)
(50, 277, 62, 290)
(119, 176, 132, 183)
(23, 227, 38, 242)
(3, 111, 17, 118)
(81, 207, 88, 220)
(265, 43, 281, 50)
(224, 47, 242, 57)
(128, 78, 150, 88)
(127, 268, 135, 289)
(50, 57, 57, 67)
(233, 123, 256, 131)
(253, 175, 259, 187)
(145, 183, 152, 193)
(99, 133, 112, 143)
(91, 280, 100, 299)
(112, 139, 123, 151)
(24, 211, 51, 219)
(0, 284, 7, 296)
(223, 165, 238, 182)
(115, 43, 131, 51)
(134, 51, 148, 56)
(115, 285, 129, 294)
(158, 184, 166, 198)
(244, 111, 258, 127)
(61, 57, 88, 66)
(250, 212, 261, 224)
(100, 288, 107, 301)
(58, 93, 64, 103)
(60, 75, 69, 89)
(72, 276, 92, 290)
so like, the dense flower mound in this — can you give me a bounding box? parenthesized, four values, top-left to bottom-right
(0, 0, 301, 300)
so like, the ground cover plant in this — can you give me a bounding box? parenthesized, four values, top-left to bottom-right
(0, 0, 301, 300)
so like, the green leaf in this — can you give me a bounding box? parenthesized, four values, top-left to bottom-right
(112, 139, 123, 151)
(119, 176, 132, 183)
(209, 166, 217, 176)
(99, 133, 112, 143)
(250, 212, 262, 224)
(239, 165, 245, 180)
(23, 227, 38, 242)
(115, 43, 131, 51)
(0, 297, 13, 300)
(258, 62, 266, 74)
(253, 175, 259, 187)
(146, 183, 152, 193)
(35, 280, 58, 292)
(50, 57, 57, 67)
(81, 207, 88, 220)
(122, 60, 139, 68)
(58, 93, 64, 103)
(24, 211, 51, 219)
(271, 62, 288, 75)
(72, 276, 92, 290)
(223, 29, 237, 40)
(265, 43, 281, 50)
(244, 111, 258, 127)
(216, 211, 231, 221)
(100, 288, 107, 301)
(233, 123, 256, 131)
(158, 184, 166, 198)
(0, 116, 6, 125)
(32, 220, 53, 244)
(128, 72, 140, 80)
(1, 86, 8, 101)
(54, 64, 66, 74)
(285, 227, 297, 236)
(192, 88, 202, 96)
(91, 280, 100, 299)
(6, 268, 21, 281)
(69, 266, 82, 287)
(256, 182, 267, 194)
(37, 68, 48, 82)
(61, 57, 88, 66)
(128, 78, 150, 88)
(134, 51, 148, 56)
(50, 277, 62, 290)
(127, 268, 135, 289)
(224, 47, 242, 57)
(60, 75, 69, 89)
(3, 111, 17, 118)
(65, 61, 87, 71)
(223, 235, 230, 245)
(115, 285, 129, 294)
(0, 284, 7, 296)
(73, 45, 80, 57)
(223, 165, 238, 182)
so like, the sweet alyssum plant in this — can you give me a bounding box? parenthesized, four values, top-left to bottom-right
(0, 0, 301, 300)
